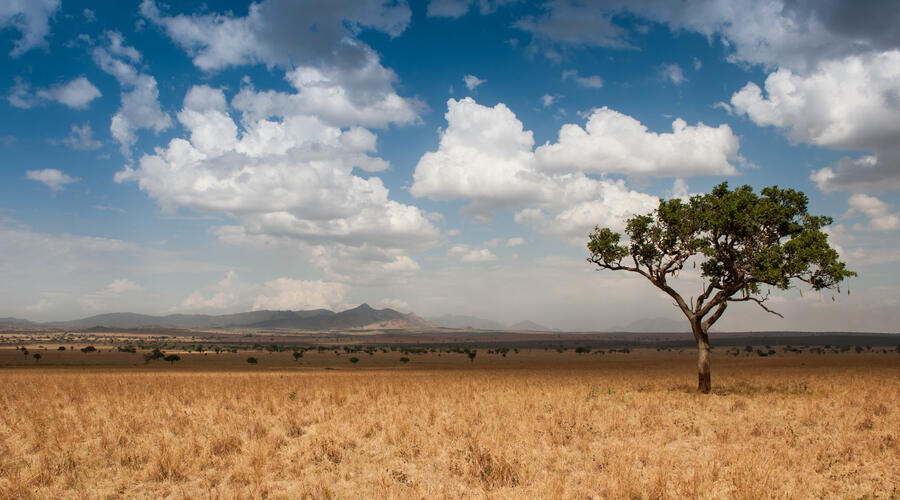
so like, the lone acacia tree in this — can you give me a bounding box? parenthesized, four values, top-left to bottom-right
(588, 183, 854, 393)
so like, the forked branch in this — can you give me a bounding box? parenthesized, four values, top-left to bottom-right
(728, 289, 784, 318)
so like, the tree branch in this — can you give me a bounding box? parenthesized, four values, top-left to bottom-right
(695, 280, 717, 313)
(727, 292, 784, 318)
(701, 302, 727, 331)
(588, 258, 652, 281)
(654, 280, 694, 320)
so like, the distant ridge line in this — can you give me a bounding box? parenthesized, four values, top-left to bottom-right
(21, 304, 431, 331)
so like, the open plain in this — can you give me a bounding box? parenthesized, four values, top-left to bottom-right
(1, 333, 898, 499)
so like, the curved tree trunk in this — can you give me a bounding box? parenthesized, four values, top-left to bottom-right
(692, 321, 712, 393)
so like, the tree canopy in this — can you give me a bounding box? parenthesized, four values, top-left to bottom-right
(587, 182, 855, 392)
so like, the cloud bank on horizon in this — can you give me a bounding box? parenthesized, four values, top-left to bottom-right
(2, 0, 900, 331)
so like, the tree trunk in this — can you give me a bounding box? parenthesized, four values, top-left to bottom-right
(692, 322, 712, 393)
(697, 339, 711, 393)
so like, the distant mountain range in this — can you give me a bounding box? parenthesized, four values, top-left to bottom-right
(426, 314, 552, 331)
(0, 317, 35, 327)
(1, 307, 559, 332)
(0, 304, 432, 331)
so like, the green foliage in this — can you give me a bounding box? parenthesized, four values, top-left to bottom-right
(399, 357, 410, 363)
(246, 357, 258, 364)
(163, 354, 180, 365)
(80, 346, 96, 353)
(588, 182, 854, 332)
(349, 357, 359, 364)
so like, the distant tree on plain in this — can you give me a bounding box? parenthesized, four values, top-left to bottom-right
(33, 353, 41, 362)
(247, 357, 258, 364)
(588, 183, 853, 393)
(292, 351, 303, 361)
(144, 348, 165, 363)
(163, 354, 180, 366)
(466, 349, 477, 362)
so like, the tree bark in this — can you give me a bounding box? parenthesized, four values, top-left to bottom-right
(691, 320, 712, 393)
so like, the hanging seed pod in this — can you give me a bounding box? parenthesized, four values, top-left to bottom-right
(831, 295, 835, 302)
(799, 288, 803, 297)
(848, 288, 850, 295)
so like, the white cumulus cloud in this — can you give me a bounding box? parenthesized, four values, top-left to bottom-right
(411, 98, 666, 239)
(463, 74, 486, 91)
(847, 194, 900, 231)
(139, 0, 422, 130)
(0, 0, 60, 57)
(731, 51, 900, 151)
(731, 50, 900, 193)
(660, 63, 686, 85)
(232, 60, 421, 130)
(117, 84, 438, 283)
(93, 31, 171, 157)
(36, 76, 102, 109)
(561, 69, 603, 88)
(7, 76, 101, 110)
(448, 244, 498, 263)
(25, 168, 79, 192)
(140, 0, 411, 71)
(411, 98, 548, 213)
(513, 1, 900, 71)
(535, 107, 741, 177)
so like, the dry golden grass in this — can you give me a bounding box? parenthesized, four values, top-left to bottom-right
(0, 353, 897, 499)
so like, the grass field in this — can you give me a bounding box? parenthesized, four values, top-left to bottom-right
(1, 345, 898, 499)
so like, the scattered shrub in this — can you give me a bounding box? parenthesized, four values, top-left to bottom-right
(247, 357, 258, 364)
(144, 348, 165, 363)
(349, 357, 359, 364)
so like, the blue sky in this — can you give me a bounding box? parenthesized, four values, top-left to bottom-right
(2, 0, 899, 331)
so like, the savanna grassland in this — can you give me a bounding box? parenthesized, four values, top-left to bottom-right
(1, 342, 898, 499)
